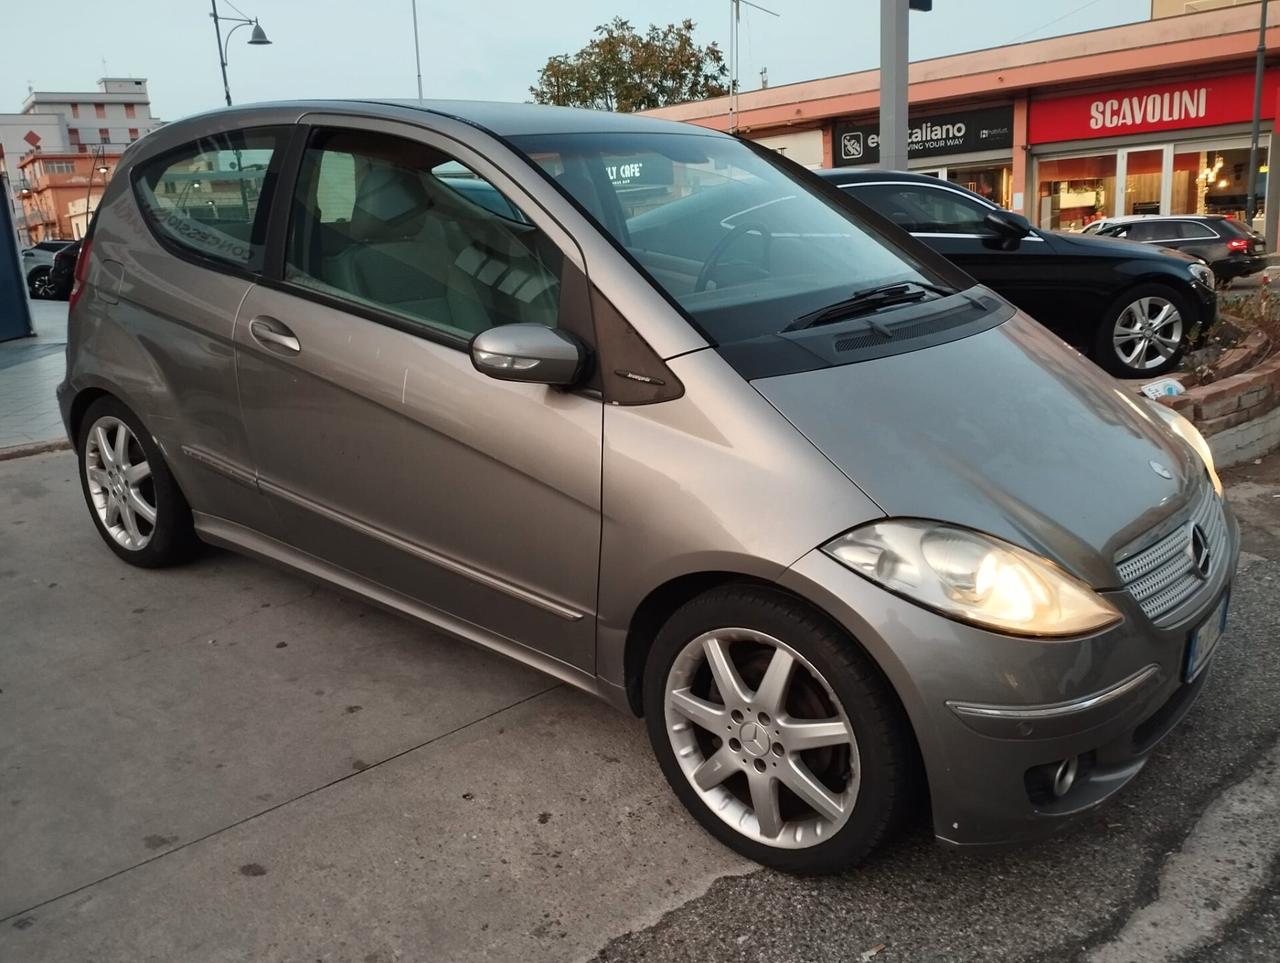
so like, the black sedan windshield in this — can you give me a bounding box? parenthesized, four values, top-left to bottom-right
(508, 131, 955, 346)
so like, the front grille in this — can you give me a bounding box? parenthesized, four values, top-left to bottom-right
(1117, 486, 1227, 624)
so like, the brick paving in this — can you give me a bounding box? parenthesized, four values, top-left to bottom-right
(0, 301, 69, 451)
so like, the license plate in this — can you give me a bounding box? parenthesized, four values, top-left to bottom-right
(1185, 592, 1229, 681)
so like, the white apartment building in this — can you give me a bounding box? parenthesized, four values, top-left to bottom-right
(0, 77, 161, 175)
(2, 78, 163, 241)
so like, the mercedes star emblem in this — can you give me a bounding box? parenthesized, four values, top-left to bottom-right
(1188, 523, 1211, 579)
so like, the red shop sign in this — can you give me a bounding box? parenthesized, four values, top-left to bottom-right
(1028, 71, 1279, 144)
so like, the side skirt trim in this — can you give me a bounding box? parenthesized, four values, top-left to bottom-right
(254, 476, 587, 623)
(192, 512, 605, 698)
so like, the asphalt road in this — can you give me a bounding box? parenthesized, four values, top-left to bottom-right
(2, 450, 1279, 962)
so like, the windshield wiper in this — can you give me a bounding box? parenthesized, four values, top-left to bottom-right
(783, 281, 955, 332)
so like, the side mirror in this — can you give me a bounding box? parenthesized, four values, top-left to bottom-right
(984, 209, 1033, 240)
(470, 323, 588, 386)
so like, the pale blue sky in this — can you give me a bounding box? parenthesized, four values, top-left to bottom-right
(4, 0, 1152, 121)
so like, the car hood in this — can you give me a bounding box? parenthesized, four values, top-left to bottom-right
(1047, 230, 1199, 264)
(753, 313, 1203, 587)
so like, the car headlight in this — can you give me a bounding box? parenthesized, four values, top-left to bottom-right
(823, 520, 1121, 638)
(1148, 401, 1223, 496)
(1187, 262, 1215, 288)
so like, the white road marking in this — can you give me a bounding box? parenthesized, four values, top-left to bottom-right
(1089, 737, 1280, 962)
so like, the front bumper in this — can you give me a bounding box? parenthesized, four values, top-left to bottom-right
(779, 503, 1240, 848)
(1189, 278, 1219, 332)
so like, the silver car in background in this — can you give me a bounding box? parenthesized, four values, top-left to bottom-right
(59, 100, 1237, 874)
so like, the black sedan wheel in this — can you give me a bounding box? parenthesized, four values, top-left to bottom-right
(28, 267, 54, 300)
(1095, 284, 1189, 378)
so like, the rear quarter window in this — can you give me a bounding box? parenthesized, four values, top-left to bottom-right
(1217, 218, 1257, 238)
(132, 127, 286, 270)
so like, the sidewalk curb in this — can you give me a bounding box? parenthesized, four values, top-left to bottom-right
(0, 439, 72, 462)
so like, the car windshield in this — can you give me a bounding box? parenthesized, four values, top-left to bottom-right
(508, 131, 954, 345)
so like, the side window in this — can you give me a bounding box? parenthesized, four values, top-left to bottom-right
(1175, 221, 1216, 240)
(285, 129, 562, 342)
(852, 184, 991, 234)
(133, 127, 284, 268)
(1125, 222, 1158, 242)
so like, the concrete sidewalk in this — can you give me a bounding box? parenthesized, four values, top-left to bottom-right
(4, 454, 1280, 963)
(0, 300, 70, 453)
(0, 451, 745, 962)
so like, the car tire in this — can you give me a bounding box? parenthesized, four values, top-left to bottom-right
(1094, 283, 1191, 378)
(77, 396, 200, 568)
(643, 584, 912, 874)
(28, 266, 53, 300)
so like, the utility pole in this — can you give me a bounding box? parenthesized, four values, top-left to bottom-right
(879, 0, 931, 171)
(411, 0, 424, 99)
(1246, 0, 1268, 228)
(727, 0, 778, 134)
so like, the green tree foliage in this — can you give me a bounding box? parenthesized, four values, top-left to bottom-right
(531, 18, 728, 112)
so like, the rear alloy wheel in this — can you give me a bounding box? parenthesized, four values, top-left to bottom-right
(84, 416, 157, 552)
(644, 587, 911, 874)
(1097, 285, 1188, 377)
(28, 267, 54, 299)
(78, 397, 199, 567)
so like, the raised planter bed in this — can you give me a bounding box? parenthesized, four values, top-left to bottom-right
(1154, 317, 1279, 468)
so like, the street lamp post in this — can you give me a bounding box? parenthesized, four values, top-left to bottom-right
(879, 0, 932, 171)
(1246, 0, 1269, 229)
(210, 0, 272, 108)
(83, 145, 110, 239)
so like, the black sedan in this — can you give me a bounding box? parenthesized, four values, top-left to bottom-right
(46, 240, 82, 301)
(812, 169, 1217, 377)
(1095, 215, 1265, 284)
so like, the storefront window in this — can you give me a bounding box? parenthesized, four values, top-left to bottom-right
(1172, 145, 1267, 229)
(947, 164, 1012, 209)
(1122, 149, 1163, 216)
(1036, 154, 1116, 231)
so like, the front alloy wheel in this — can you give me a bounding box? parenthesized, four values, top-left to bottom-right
(1097, 284, 1190, 377)
(644, 586, 912, 874)
(665, 628, 860, 847)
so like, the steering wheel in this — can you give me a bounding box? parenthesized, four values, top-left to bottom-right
(694, 221, 773, 293)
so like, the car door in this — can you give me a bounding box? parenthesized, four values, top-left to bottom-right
(843, 180, 1072, 335)
(232, 120, 603, 671)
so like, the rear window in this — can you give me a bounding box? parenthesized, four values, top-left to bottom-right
(1217, 218, 1257, 238)
(132, 127, 286, 269)
(1172, 221, 1217, 240)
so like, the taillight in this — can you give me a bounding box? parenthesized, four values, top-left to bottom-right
(1226, 238, 1249, 253)
(68, 238, 92, 310)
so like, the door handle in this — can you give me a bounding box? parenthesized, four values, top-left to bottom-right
(249, 316, 301, 354)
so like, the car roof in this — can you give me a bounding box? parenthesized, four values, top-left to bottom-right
(375, 99, 716, 137)
(155, 98, 721, 142)
(812, 168, 953, 187)
(1106, 213, 1227, 223)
